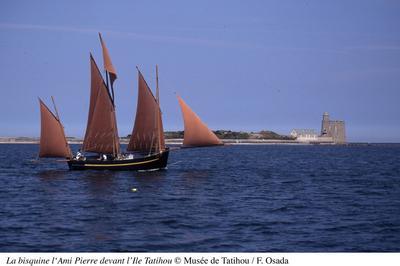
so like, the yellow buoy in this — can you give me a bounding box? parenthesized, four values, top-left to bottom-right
(131, 188, 137, 192)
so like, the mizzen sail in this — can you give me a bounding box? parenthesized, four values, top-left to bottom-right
(127, 70, 165, 153)
(39, 98, 71, 158)
(177, 95, 222, 147)
(82, 54, 120, 155)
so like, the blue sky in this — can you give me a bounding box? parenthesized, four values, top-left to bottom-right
(0, 0, 399, 142)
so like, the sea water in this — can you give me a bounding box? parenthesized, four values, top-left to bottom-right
(0, 144, 399, 251)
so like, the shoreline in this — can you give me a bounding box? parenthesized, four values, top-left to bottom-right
(0, 139, 398, 146)
(0, 138, 331, 145)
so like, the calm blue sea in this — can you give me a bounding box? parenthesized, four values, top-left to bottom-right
(0, 144, 399, 252)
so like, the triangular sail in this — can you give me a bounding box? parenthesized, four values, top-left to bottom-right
(127, 70, 165, 153)
(99, 33, 117, 87)
(39, 98, 71, 158)
(82, 54, 120, 155)
(177, 95, 222, 147)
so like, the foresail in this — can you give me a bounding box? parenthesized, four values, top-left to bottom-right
(127, 70, 165, 153)
(177, 96, 222, 147)
(39, 99, 71, 158)
(82, 55, 120, 155)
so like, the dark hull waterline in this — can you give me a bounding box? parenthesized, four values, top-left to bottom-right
(67, 149, 169, 171)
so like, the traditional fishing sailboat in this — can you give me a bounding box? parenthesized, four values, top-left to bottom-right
(38, 97, 72, 159)
(65, 33, 169, 170)
(177, 95, 223, 147)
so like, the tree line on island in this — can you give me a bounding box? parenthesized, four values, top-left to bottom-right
(123, 130, 294, 140)
(0, 130, 293, 143)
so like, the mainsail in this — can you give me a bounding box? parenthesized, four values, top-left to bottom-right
(177, 95, 222, 147)
(39, 98, 71, 158)
(82, 54, 120, 155)
(127, 70, 165, 153)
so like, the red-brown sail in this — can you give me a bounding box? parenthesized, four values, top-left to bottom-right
(177, 95, 222, 147)
(39, 98, 71, 158)
(127, 70, 165, 153)
(82, 54, 120, 155)
(98, 33, 117, 86)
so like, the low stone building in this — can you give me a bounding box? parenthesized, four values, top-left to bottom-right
(290, 129, 318, 142)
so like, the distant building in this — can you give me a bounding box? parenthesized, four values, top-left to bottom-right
(290, 129, 318, 142)
(320, 112, 346, 144)
(0, 137, 16, 143)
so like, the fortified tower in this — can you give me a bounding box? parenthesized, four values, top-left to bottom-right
(320, 112, 346, 144)
(321, 112, 330, 136)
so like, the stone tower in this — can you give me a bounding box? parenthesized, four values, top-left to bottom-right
(321, 112, 330, 136)
(329, 121, 346, 144)
(320, 112, 346, 143)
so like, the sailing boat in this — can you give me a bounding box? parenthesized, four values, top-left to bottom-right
(38, 97, 72, 159)
(177, 95, 223, 147)
(65, 34, 169, 170)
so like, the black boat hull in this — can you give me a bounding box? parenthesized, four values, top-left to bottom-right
(67, 149, 169, 171)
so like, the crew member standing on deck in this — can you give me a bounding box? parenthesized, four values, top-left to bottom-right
(76, 149, 83, 160)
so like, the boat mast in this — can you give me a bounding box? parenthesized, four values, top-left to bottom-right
(51, 96, 72, 158)
(105, 71, 117, 157)
(104, 64, 117, 157)
(105, 70, 115, 104)
(156, 65, 162, 153)
(156, 65, 160, 104)
(111, 81, 115, 104)
(109, 71, 116, 104)
(51, 96, 60, 121)
(111, 111, 116, 157)
(105, 70, 109, 91)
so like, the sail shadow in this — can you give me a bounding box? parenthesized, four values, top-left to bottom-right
(36, 169, 69, 180)
(31, 157, 69, 171)
(80, 170, 119, 179)
(80, 171, 117, 192)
